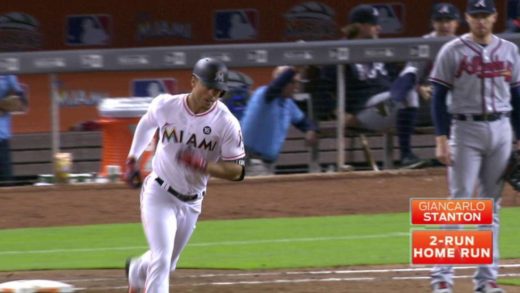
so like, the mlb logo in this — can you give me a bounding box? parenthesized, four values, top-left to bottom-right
(132, 79, 177, 98)
(66, 15, 111, 46)
(214, 9, 258, 40)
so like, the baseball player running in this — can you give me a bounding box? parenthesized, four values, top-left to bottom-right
(124, 57, 245, 293)
(430, 0, 520, 292)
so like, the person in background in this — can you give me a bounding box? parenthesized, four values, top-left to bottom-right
(506, 0, 520, 32)
(327, 4, 428, 168)
(124, 57, 245, 293)
(240, 66, 318, 176)
(402, 3, 461, 127)
(0, 75, 27, 183)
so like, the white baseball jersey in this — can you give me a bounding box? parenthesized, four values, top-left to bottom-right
(129, 93, 245, 195)
(430, 33, 520, 114)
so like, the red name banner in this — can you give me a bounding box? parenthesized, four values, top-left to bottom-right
(410, 199, 493, 225)
(411, 230, 493, 265)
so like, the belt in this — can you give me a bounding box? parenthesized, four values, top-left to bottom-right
(452, 112, 510, 122)
(155, 177, 201, 202)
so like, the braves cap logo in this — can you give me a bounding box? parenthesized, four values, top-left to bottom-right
(475, 0, 486, 8)
(372, 8, 379, 17)
(439, 5, 450, 14)
(215, 70, 225, 83)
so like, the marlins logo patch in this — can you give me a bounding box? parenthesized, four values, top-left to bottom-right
(215, 70, 226, 83)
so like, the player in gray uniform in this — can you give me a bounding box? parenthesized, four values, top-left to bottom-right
(415, 3, 460, 127)
(430, 0, 520, 292)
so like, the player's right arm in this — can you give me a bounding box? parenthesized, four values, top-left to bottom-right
(431, 83, 451, 165)
(429, 44, 456, 165)
(127, 98, 160, 161)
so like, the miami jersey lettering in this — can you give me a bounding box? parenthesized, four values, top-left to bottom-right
(146, 94, 244, 194)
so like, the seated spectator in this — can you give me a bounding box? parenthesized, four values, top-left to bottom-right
(240, 66, 318, 176)
(324, 4, 428, 169)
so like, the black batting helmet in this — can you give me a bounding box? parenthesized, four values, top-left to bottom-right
(192, 58, 229, 92)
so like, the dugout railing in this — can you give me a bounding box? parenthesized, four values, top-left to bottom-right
(3, 34, 520, 178)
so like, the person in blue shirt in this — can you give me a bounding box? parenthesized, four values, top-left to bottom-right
(0, 75, 28, 182)
(240, 66, 318, 176)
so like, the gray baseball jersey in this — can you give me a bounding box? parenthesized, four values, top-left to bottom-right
(429, 33, 520, 288)
(430, 33, 520, 114)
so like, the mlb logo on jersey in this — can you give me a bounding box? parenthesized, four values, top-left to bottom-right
(66, 15, 111, 46)
(214, 9, 258, 41)
(132, 79, 177, 98)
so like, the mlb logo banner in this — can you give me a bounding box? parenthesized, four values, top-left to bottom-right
(66, 15, 111, 46)
(214, 9, 258, 41)
(132, 79, 177, 98)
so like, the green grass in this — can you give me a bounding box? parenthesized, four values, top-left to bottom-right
(500, 279, 520, 286)
(0, 207, 519, 271)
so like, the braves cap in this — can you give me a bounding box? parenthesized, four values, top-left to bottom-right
(466, 0, 496, 15)
(432, 3, 460, 21)
(348, 4, 379, 25)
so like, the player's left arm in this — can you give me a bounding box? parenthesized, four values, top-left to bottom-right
(214, 117, 246, 181)
(206, 158, 245, 181)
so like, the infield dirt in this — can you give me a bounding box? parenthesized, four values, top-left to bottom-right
(1, 168, 519, 292)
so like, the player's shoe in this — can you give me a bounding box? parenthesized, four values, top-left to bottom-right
(400, 153, 429, 169)
(432, 281, 453, 293)
(474, 281, 505, 293)
(125, 258, 142, 293)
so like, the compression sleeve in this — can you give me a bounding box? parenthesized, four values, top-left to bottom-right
(511, 85, 520, 140)
(265, 68, 296, 102)
(431, 82, 450, 136)
(127, 112, 158, 160)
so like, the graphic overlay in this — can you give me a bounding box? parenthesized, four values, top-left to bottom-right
(411, 230, 493, 265)
(410, 198, 494, 266)
(410, 199, 493, 225)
